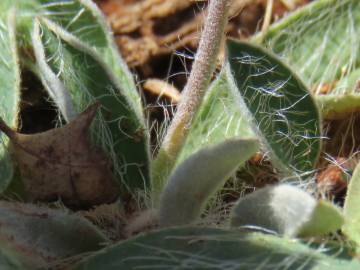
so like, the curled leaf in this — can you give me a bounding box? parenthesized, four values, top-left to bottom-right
(0, 104, 119, 208)
(0, 10, 21, 192)
(159, 138, 259, 227)
(32, 19, 76, 122)
(231, 184, 343, 237)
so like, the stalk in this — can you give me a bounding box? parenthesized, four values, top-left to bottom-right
(152, 0, 232, 199)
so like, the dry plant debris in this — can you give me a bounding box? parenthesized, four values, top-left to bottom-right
(143, 79, 181, 103)
(97, 0, 309, 69)
(0, 104, 119, 208)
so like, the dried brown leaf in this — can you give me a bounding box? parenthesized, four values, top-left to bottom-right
(0, 104, 119, 208)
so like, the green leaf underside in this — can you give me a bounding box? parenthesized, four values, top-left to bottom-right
(343, 162, 360, 247)
(256, 0, 360, 117)
(73, 227, 358, 270)
(160, 138, 259, 226)
(36, 20, 149, 192)
(0, 13, 20, 192)
(227, 39, 321, 174)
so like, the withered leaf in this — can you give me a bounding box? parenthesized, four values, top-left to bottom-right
(0, 104, 119, 208)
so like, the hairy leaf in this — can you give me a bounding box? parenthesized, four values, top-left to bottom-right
(159, 138, 259, 227)
(72, 227, 358, 270)
(255, 0, 360, 119)
(2, 0, 141, 114)
(0, 0, 150, 194)
(31, 19, 149, 193)
(231, 184, 343, 237)
(0, 12, 20, 192)
(343, 162, 360, 247)
(37, 0, 142, 115)
(226, 39, 321, 175)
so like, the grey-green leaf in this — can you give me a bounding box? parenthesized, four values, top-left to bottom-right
(159, 138, 259, 227)
(343, 162, 360, 247)
(32, 19, 150, 193)
(0, 11, 20, 192)
(226, 39, 321, 175)
(0, 201, 107, 267)
(231, 184, 343, 237)
(72, 227, 358, 270)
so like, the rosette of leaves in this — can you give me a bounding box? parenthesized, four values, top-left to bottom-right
(1, 0, 360, 269)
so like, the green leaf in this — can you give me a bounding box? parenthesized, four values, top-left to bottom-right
(2, 0, 141, 115)
(317, 94, 360, 120)
(316, 68, 360, 119)
(256, 0, 360, 87)
(37, 0, 142, 116)
(343, 162, 360, 247)
(255, 0, 360, 119)
(177, 73, 255, 163)
(231, 184, 343, 237)
(0, 11, 21, 192)
(31, 18, 150, 193)
(298, 200, 344, 238)
(226, 39, 321, 175)
(151, 74, 255, 203)
(72, 227, 358, 270)
(159, 138, 259, 227)
(0, 201, 107, 267)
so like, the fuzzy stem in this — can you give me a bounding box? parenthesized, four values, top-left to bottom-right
(162, 0, 231, 157)
(152, 0, 232, 200)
